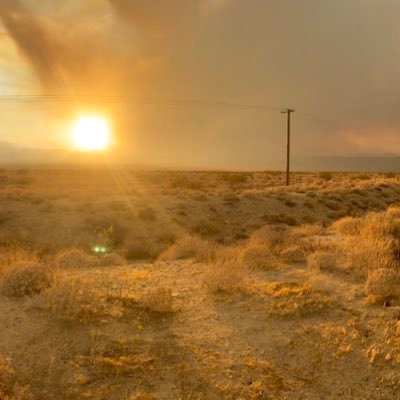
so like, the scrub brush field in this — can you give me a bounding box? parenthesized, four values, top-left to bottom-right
(1, 168, 400, 399)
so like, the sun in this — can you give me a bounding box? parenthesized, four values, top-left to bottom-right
(72, 116, 111, 151)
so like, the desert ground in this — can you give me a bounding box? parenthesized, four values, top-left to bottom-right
(1, 167, 400, 399)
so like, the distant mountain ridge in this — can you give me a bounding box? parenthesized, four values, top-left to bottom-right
(0, 141, 68, 163)
(0, 141, 106, 164)
(1, 141, 400, 172)
(294, 156, 400, 172)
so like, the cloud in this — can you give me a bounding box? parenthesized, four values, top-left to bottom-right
(0, 0, 142, 92)
(0, 0, 66, 89)
(2, 0, 400, 167)
(107, 0, 231, 37)
(0, 0, 231, 91)
(337, 127, 400, 155)
(107, 0, 197, 37)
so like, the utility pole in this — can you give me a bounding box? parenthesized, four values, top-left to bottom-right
(281, 108, 295, 186)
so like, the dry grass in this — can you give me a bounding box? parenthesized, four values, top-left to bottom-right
(203, 260, 247, 293)
(158, 235, 217, 262)
(341, 212, 400, 272)
(37, 277, 121, 324)
(0, 246, 39, 274)
(329, 210, 400, 303)
(247, 225, 313, 264)
(140, 286, 174, 313)
(55, 248, 96, 269)
(332, 216, 362, 236)
(55, 248, 126, 269)
(319, 172, 334, 181)
(1, 262, 54, 298)
(365, 268, 400, 304)
(260, 281, 333, 318)
(123, 240, 154, 260)
(279, 245, 306, 264)
(307, 251, 344, 273)
(0, 355, 15, 397)
(96, 252, 127, 266)
(292, 223, 325, 237)
(129, 392, 157, 400)
(238, 243, 278, 270)
(250, 225, 292, 252)
(2, 170, 400, 398)
(0, 356, 32, 400)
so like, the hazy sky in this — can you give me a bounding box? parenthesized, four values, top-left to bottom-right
(0, 0, 400, 168)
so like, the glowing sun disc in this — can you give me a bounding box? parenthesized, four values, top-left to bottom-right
(72, 116, 110, 151)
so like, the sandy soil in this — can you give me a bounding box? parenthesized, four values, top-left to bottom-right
(1, 259, 400, 399)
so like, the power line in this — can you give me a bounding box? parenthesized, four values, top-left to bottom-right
(0, 94, 283, 112)
(0, 94, 348, 127)
(296, 110, 344, 129)
(0, 93, 355, 182)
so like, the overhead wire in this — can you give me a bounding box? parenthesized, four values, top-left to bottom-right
(0, 93, 352, 129)
(0, 94, 283, 111)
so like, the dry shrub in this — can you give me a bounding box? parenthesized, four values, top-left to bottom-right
(359, 212, 400, 239)
(356, 173, 370, 180)
(97, 253, 126, 267)
(250, 225, 292, 253)
(345, 237, 393, 272)
(263, 281, 332, 318)
(221, 173, 248, 185)
(158, 235, 217, 262)
(130, 392, 157, 400)
(55, 248, 96, 269)
(249, 225, 309, 263)
(319, 172, 333, 181)
(38, 278, 119, 324)
(93, 356, 137, 377)
(203, 260, 247, 293)
(0, 356, 15, 396)
(332, 216, 362, 236)
(365, 268, 400, 304)
(56, 249, 125, 269)
(0, 246, 39, 274)
(305, 269, 333, 293)
(295, 233, 338, 256)
(307, 251, 343, 272)
(324, 200, 341, 211)
(279, 245, 306, 264)
(212, 245, 242, 264)
(388, 204, 400, 219)
(292, 223, 324, 238)
(238, 244, 279, 270)
(263, 281, 313, 298)
(89, 347, 157, 380)
(191, 220, 222, 237)
(1, 262, 54, 298)
(140, 286, 174, 313)
(138, 207, 157, 221)
(343, 212, 400, 272)
(124, 240, 153, 261)
(0, 356, 32, 400)
(333, 210, 400, 303)
(170, 176, 204, 190)
(4, 384, 33, 400)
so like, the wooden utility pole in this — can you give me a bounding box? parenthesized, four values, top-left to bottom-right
(281, 108, 295, 186)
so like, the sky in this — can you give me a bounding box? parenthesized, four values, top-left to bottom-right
(0, 0, 400, 168)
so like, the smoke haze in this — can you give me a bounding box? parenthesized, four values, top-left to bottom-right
(0, 0, 399, 168)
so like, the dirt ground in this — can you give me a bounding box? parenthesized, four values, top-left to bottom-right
(1, 168, 400, 399)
